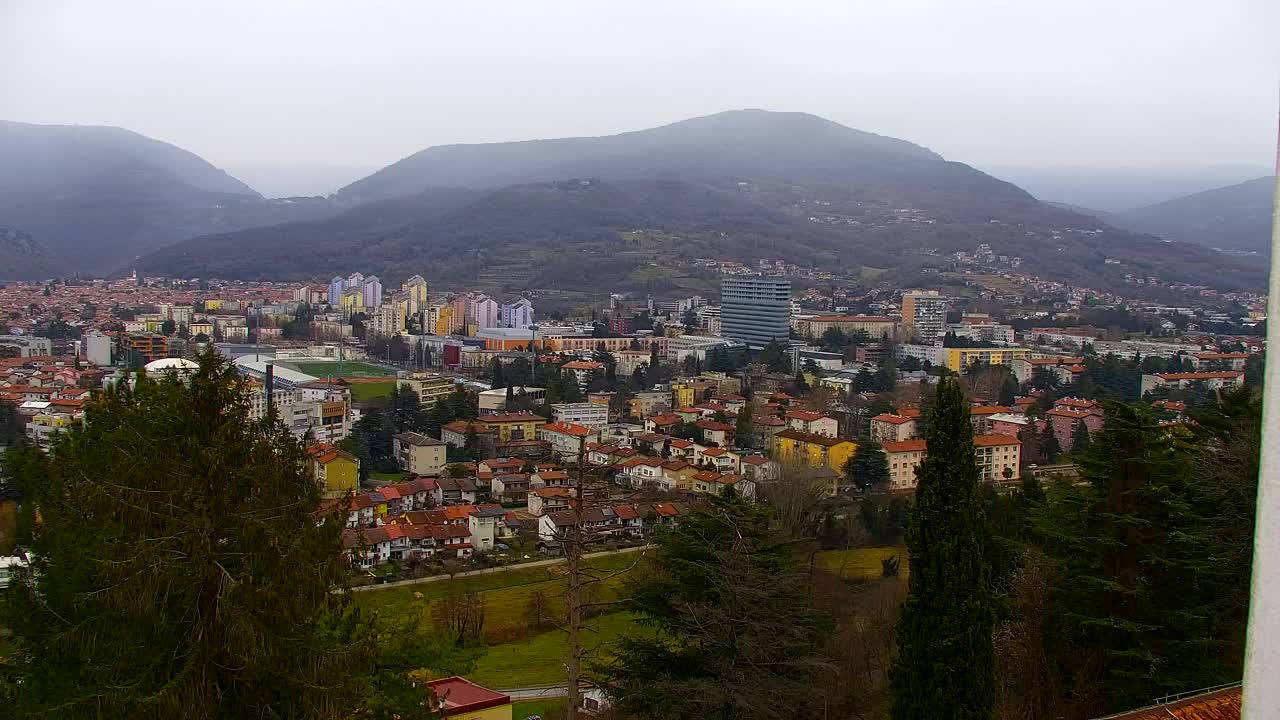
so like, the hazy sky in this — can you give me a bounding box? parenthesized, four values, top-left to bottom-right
(3, 0, 1277, 173)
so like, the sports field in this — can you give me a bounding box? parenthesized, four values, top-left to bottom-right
(287, 360, 399, 378)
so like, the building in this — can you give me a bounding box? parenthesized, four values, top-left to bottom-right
(397, 372, 456, 408)
(83, 331, 113, 366)
(628, 390, 670, 419)
(361, 275, 383, 309)
(126, 333, 169, 363)
(539, 422, 597, 458)
(551, 402, 610, 430)
(306, 445, 359, 500)
(771, 430, 856, 481)
(425, 677, 512, 719)
(392, 432, 447, 476)
(0, 335, 53, 358)
(896, 345, 1033, 373)
(1189, 352, 1251, 371)
(476, 411, 546, 442)
(870, 413, 916, 443)
(560, 360, 605, 389)
(500, 297, 534, 329)
(1140, 371, 1245, 397)
(901, 290, 948, 344)
(720, 276, 791, 349)
(783, 410, 838, 437)
(477, 385, 546, 412)
(792, 315, 897, 341)
(1011, 356, 1085, 384)
(882, 434, 1022, 491)
(883, 439, 928, 491)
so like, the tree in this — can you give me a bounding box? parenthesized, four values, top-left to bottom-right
(0, 351, 420, 719)
(594, 490, 831, 719)
(891, 375, 994, 720)
(1070, 419, 1091, 454)
(432, 591, 486, 646)
(1031, 402, 1228, 714)
(159, 319, 176, 336)
(759, 339, 789, 373)
(734, 403, 754, 449)
(489, 357, 505, 389)
(1039, 422, 1061, 464)
(845, 440, 890, 492)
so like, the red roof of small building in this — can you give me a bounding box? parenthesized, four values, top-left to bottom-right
(969, 405, 1011, 416)
(882, 439, 928, 453)
(784, 410, 827, 422)
(974, 434, 1020, 447)
(542, 422, 593, 437)
(872, 413, 913, 425)
(561, 360, 605, 370)
(1155, 371, 1244, 380)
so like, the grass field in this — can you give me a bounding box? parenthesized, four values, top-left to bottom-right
(349, 380, 396, 402)
(289, 360, 399, 378)
(815, 546, 908, 579)
(352, 551, 644, 636)
(369, 470, 407, 483)
(471, 611, 653, 687)
(512, 698, 566, 719)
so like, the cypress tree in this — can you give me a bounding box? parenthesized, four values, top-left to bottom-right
(845, 440, 890, 492)
(891, 375, 994, 720)
(1070, 418, 1091, 454)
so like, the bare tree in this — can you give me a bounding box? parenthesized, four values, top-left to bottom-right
(432, 590, 486, 646)
(759, 460, 832, 540)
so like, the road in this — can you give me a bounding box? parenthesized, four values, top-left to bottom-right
(498, 684, 568, 700)
(347, 543, 652, 593)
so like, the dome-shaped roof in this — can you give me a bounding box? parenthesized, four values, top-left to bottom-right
(143, 358, 199, 372)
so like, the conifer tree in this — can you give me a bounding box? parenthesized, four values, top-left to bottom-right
(0, 350, 426, 719)
(1070, 419, 1091, 454)
(891, 375, 994, 720)
(845, 440, 890, 492)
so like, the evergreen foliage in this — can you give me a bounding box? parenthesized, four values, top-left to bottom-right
(891, 375, 994, 720)
(845, 440, 890, 492)
(0, 350, 431, 719)
(594, 490, 831, 720)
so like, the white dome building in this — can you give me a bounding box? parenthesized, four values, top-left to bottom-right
(143, 358, 199, 377)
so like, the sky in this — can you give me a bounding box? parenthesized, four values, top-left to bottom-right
(3, 0, 1278, 177)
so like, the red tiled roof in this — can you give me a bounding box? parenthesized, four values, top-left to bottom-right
(969, 405, 1011, 416)
(974, 434, 1020, 447)
(1096, 684, 1240, 720)
(774, 429, 852, 447)
(785, 410, 827, 422)
(1155, 371, 1244, 380)
(872, 413, 913, 425)
(1194, 352, 1249, 359)
(560, 360, 605, 370)
(478, 411, 546, 423)
(695, 420, 734, 431)
(882, 439, 928, 453)
(542, 422, 593, 437)
(740, 455, 771, 465)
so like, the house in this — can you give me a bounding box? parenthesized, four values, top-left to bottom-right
(392, 432, 447, 476)
(710, 393, 747, 413)
(664, 438, 696, 461)
(478, 457, 524, 475)
(784, 410, 838, 437)
(1140, 371, 1244, 396)
(661, 460, 700, 490)
(695, 419, 735, 447)
(694, 446, 738, 473)
(691, 470, 746, 498)
(1045, 398, 1105, 449)
(441, 420, 490, 448)
(539, 421, 597, 458)
(490, 473, 530, 504)
(969, 405, 1011, 434)
(425, 676, 511, 719)
(772, 430, 857, 484)
(467, 506, 506, 552)
(538, 510, 577, 544)
(475, 411, 546, 442)
(739, 454, 779, 483)
(870, 413, 916, 443)
(752, 413, 787, 442)
(619, 456, 670, 490)
(437, 476, 478, 505)
(882, 439, 928, 491)
(629, 391, 671, 420)
(560, 360, 606, 389)
(528, 486, 575, 516)
(341, 526, 391, 567)
(988, 412, 1032, 439)
(307, 446, 359, 500)
(644, 413, 680, 434)
(1189, 352, 1250, 371)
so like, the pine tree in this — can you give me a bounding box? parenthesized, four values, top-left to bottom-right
(734, 403, 754, 448)
(490, 357, 506, 388)
(891, 376, 994, 720)
(1039, 422, 1061, 463)
(845, 440, 890, 492)
(1070, 419, 1091, 454)
(0, 350, 414, 719)
(593, 490, 830, 719)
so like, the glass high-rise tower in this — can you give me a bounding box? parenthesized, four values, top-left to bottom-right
(720, 276, 791, 349)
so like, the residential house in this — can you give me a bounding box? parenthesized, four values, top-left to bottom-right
(560, 360, 605, 389)
(695, 419, 735, 447)
(694, 446, 739, 473)
(528, 486, 574, 516)
(739, 454, 779, 483)
(441, 420, 490, 448)
(784, 410, 838, 437)
(969, 405, 1011, 434)
(882, 434, 1022, 491)
(437, 476, 478, 505)
(772, 430, 857, 482)
(660, 461, 699, 491)
(490, 473, 530, 505)
(476, 411, 546, 442)
(392, 432, 447, 476)
(467, 506, 506, 552)
(870, 413, 916, 443)
(540, 421, 597, 458)
(1140, 371, 1244, 396)
(306, 444, 359, 500)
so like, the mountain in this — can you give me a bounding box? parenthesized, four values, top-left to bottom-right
(1107, 176, 1275, 256)
(986, 164, 1272, 213)
(0, 226, 57, 280)
(138, 110, 1267, 293)
(0, 121, 340, 274)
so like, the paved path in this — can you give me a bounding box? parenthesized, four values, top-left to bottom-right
(498, 684, 569, 700)
(348, 544, 651, 593)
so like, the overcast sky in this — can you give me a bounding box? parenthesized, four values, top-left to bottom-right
(3, 0, 1277, 174)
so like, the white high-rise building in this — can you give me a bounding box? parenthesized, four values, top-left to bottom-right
(902, 290, 949, 345)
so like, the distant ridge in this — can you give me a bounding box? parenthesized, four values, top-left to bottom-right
(1108, 176, 1276, 256)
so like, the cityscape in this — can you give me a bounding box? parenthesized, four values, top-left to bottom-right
(1, 2, 1275, 720)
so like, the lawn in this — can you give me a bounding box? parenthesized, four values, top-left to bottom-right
(349, 380, 396, 402)
(511, 698, 566, 720)
(352, 551, 646, 638)
(289, 360, 399, 378)
(369, 470, 406, 483)
(815, 546, 908, 580)
(470, 611, 655, 688)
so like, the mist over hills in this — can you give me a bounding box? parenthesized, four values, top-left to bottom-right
(138, 110, 1266, 292)
(986, 164, 1272, 213)
(1105, 176, 1275, 256)
(0, 121, 339, 273)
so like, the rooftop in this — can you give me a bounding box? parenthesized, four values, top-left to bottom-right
(426, 677, 511, 715)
